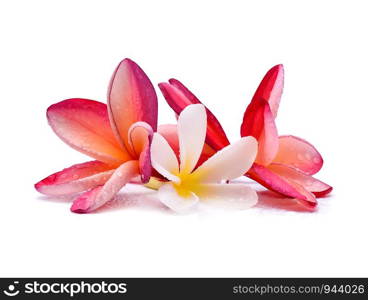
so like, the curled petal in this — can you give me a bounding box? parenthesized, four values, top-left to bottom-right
(157, 183, 199, 213)
(247, 163, 317, 210)
(71, 160, 139, 213)
(151, 133, 180, 183)
(196, 183, 258, 210)
(108, 58, 158, 153)
(241, 99, 279, 166)
(177, 104, 207, 174)
(159, 79, 230, 150)
(273, 135, 324, 175)
(35, 161, 115, 195)
(252, 64, 284, 117)
(128, 121, 154, 183)
(47, 98, 129, 165)
(268, 163, 332, 197)
(192, 136, 258, 183)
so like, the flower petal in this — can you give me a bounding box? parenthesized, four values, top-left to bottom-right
(247, 163, 317, 210)
(107, 58, 158, 153)
(47, 98, 129, 165)
(158, 124, 216, 167)
(241, 99, 279, 166)
(196, 183, 258, 210)
(273, 135, 324, 175)
(35, 161, 115, 195)
(177, 104, 207, 174)
(151, 133, 180, 183)
(157, 183, 199, 213)
(159, 79, 230, 150)
(128, 122, 154, 183)
(252, 64, 284, 117)
(268, 163, 332, 197)
(192, 136, 258, 183)
(71, 160, 139, 213)
(157, 124, 180, 155)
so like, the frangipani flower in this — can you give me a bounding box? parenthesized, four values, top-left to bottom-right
(159, 65, 332, 210)
(35, 58, 160, 213)
(150, 104, 258, 213)
(241, 65, 332, 209)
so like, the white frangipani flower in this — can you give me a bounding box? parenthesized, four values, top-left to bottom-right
(150, 104, 259, 213)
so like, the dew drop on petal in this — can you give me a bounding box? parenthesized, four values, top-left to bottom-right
(313, 157, 320, 164)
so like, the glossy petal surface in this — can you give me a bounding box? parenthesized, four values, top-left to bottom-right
(47, 98, 129, 165)
(159, 79, 230, 150)
(35, 161, 115, 195)
(273, 135, 323, 175)
(108, 58, 157, 153)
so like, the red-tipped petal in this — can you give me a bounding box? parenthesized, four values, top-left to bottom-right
(107, 58, 158, 154)
(35, 161, 115, 195)
(159, 79, 230, 150)
(273, 135, 324, 175)
(128, 122, 154, 183)
(247, 163, 317, 210)
(47, 98, 130, 166)
(252, 64, 284, 117)
(71, 160, 139, 213)
(268, 163, 332, 197)
(241, 99, 279, 166)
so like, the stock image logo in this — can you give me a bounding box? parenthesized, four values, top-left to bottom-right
(1, 280, 128, 298)
(3, 281, 20, 297)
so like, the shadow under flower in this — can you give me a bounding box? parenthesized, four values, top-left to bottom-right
(37, 183, 332, 214)
(256, 189, 332, 212)
(97, 185, 170, 214)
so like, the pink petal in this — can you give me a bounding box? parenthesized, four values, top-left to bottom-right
(107, 58, 158, 154)
(47, 98, 129, 166)
(241, 99, 279, 166)
(71, 160, 139, 213)
(273, 135, 324, 175)
(128, 122, 154, 183)
(252, 64, 284, 117)
(268, 163, 332, 197)
(247, 163, 317, 210)
(158, 79, 230, 150)
(157, 124, 180, 155)
(35, 161, 115, 195)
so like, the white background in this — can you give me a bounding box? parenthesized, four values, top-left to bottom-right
(0, 0, 367, 277)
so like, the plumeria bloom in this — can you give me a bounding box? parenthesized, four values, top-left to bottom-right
(159, 65, 332, 210)
(35, 58, 161, 213)
(150, 104, 258, 213)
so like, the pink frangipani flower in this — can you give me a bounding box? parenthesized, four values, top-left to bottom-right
(35, 58, 163, 213)
(159, 65, 332, 210)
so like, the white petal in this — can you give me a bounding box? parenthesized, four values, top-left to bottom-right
(197, 183, 258, 210)
(178, 104, 207, 174)
(192, 136, 258, 183)
(158, 183, 199, 213)
(151, 133, 180, 182)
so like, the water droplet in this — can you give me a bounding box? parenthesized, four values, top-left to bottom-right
(305, 153, 312, 161)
